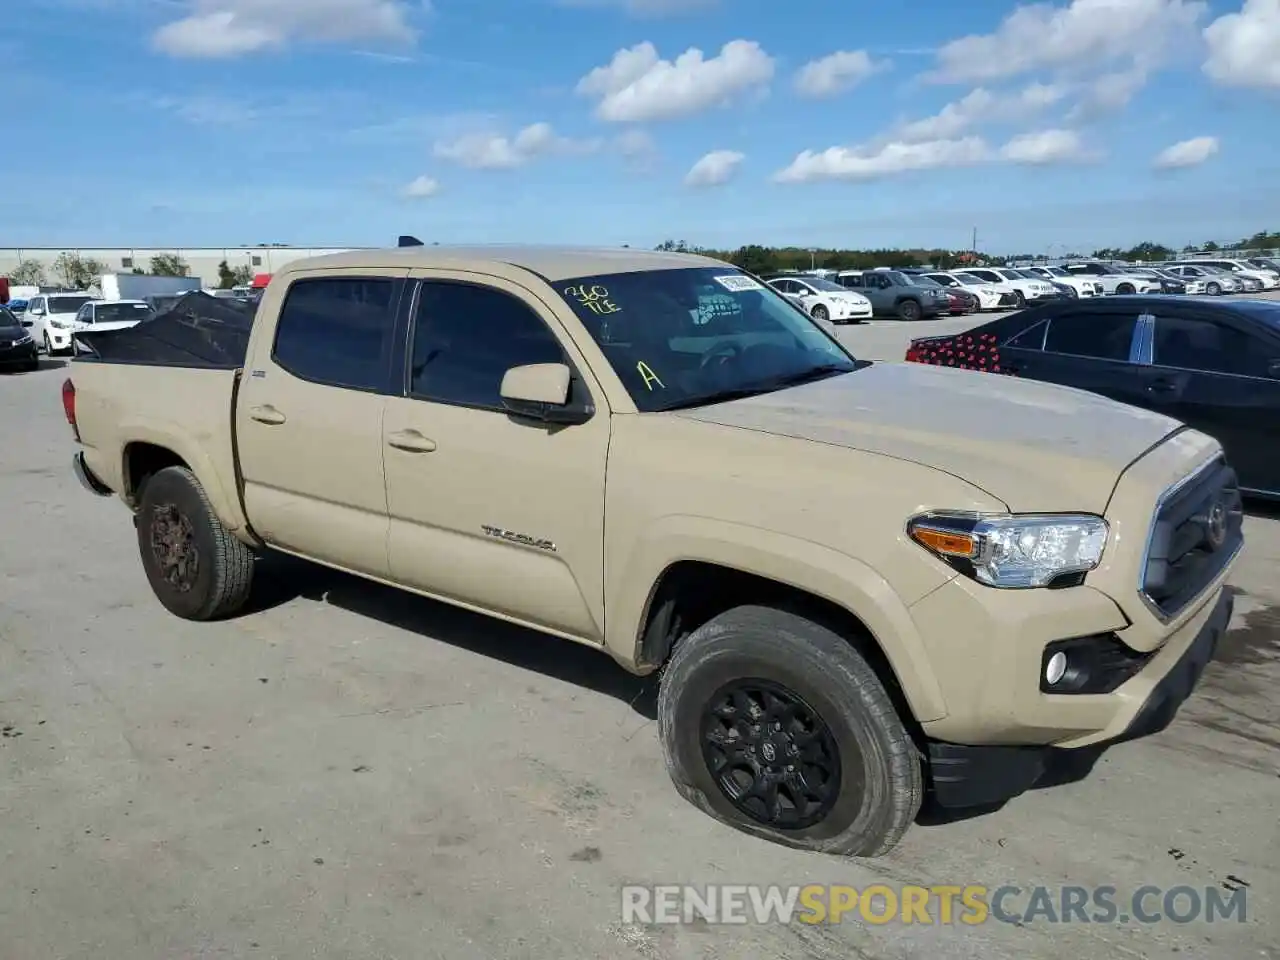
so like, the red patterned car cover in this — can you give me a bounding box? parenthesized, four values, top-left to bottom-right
(908, 332, 1013, 374)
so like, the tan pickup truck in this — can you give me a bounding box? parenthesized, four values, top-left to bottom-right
(64, 245, 1244, 857)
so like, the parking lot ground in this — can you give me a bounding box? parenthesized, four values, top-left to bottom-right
(1, 358, 1277, 960)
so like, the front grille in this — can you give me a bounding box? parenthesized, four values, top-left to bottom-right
(1140, 457, 1243, 620)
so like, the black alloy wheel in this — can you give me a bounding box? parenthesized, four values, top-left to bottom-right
(699, 678, 844, 830)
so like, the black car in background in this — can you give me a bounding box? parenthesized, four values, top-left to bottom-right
(904, 296, 1280, 498)
(0, 305, 39, 371)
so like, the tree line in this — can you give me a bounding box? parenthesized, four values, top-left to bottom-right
(7, 252, 252, 290)
(657, 229, 1280, 275)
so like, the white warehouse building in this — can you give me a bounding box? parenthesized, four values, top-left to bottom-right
(1, 246, 366, 288)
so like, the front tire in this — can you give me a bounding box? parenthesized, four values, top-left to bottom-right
(1116, 283, 1135, 295)
(1206, 281, 1222, 296)
(896, 299, 922, 322)
(136, 466, 255, 621)
(1012, 290, 1026, 308)
(658, 606, 923, 857)
(811, 304, 829, 323)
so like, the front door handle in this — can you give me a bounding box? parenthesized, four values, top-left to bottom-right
(1146, 378, 1179, 395)
(386, 429, 437, 453)
(248, 404, 286, 425)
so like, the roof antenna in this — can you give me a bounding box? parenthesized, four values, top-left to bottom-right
(398, 235, 424, 247)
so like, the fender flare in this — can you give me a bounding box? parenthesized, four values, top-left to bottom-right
(608, 516, 949, 722)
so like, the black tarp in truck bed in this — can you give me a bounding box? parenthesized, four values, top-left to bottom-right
(76, 292, 255, 368)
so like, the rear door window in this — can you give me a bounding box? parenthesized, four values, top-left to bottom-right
(1153, 315, 1272, 378)
(1042, 311, 1138, 361)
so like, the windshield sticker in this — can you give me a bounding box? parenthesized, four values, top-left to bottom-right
(712, 274, 763, 293)
(564, 284, 621, 316)
(636, 361, 665, 390)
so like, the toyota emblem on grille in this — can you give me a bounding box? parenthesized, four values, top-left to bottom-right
(1206, 498, 1228, 550)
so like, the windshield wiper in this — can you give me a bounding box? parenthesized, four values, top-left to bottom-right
(760, 363, 855, 389)
(655, 385, 781, 411)
(654, 363, 856, 412)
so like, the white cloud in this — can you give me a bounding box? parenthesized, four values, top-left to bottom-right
(1153, 135, 1220, 168)
(793, 50, 884, 98)
(403, 175, 439, 198)
(929, 0, 1206, 84)
(433, 122, 596, 169)
(773, 137, 991, 182)
(1204, 0, 1280, 88)
(774, 127, 1098, 181)
(153, 0, 422, 58)
(896, 82, 1068, 142)
(684, 150, 744, 187)
(999, 128, 1098, 163)
(576, 40, 774, 122)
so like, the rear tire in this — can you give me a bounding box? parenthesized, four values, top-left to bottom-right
(658, 605, 923, 858)
(896, 299, 922, 322)
(136, 466, 255, 621)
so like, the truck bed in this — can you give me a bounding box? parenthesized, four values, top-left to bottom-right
(75, 292, 253, 368)
(72, 358, 251, 536)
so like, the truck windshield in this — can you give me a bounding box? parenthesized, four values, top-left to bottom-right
(555, 267, 859, 412)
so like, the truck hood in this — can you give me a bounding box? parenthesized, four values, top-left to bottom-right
(672, 362, 1183, 514)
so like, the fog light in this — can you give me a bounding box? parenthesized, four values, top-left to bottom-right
(1045, 651, 1068, 686)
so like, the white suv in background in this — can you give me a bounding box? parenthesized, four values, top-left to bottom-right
(1023, 266, 1105, 297)
(962, 267, 1056, 307)
(922, 271, 1017, 311)
(24, 293, 97, 355)
(1060, 262, 1162, 295)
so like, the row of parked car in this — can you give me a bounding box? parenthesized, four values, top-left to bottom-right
(764, 256, 1280, 324)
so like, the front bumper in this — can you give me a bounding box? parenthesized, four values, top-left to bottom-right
(45, 328, 73, 352)
(0, 338, 38, 365)
(926, 587, 1232, 808)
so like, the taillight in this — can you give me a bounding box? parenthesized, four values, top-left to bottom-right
(62, 378, 79, 441)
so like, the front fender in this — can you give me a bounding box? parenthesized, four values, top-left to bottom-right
(606, 515, 949, 722)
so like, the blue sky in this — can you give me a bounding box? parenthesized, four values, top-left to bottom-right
(3, 0, 1279, 254)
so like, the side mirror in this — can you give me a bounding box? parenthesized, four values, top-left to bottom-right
(499, 362, 591, 424)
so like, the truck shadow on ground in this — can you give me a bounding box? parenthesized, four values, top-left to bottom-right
(245, 555, 1272, 830)
(246, 553, 660, 719)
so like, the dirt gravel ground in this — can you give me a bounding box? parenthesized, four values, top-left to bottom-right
(1, 348, 1276, 960)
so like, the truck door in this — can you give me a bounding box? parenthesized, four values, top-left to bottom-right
(236, 271, 408, 577)
(381, 272, 610, 642)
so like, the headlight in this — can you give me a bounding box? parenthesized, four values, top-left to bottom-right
(16, 334, 32, 344)
(50, 320, 69, 329)
(907, 511, 1109, 588)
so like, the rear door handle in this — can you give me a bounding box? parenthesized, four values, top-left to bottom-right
(248, 405, 286, 425)
(1146, 378, 1180, 395)
(386, 429, 437, 453)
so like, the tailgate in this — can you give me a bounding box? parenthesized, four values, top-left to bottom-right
(72, 361, 249, 533)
